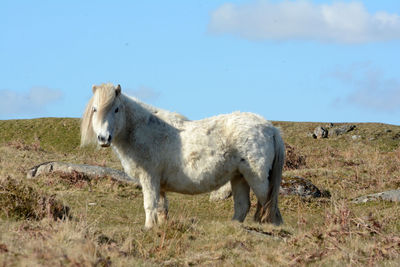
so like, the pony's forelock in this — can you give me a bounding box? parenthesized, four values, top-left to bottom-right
(96, 83, 118, 118)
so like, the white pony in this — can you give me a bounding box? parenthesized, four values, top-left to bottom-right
(81, 83, 284, 229)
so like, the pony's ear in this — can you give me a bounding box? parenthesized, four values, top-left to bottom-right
(92, 85, 97, 93)
(115, 84, 121, 96)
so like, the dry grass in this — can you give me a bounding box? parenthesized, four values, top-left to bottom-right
(0, 176, 70, 220)
(0, 118, 399, 266)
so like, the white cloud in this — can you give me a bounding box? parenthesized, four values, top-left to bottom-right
(0, 87, 63, 117)
(208, 0, 400, 43)
(331, 64, 400, 112)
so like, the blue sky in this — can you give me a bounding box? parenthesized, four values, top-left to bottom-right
(1, 0, 399, 125)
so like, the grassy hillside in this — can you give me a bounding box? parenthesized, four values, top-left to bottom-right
(0, 118, 399, 266)
(0, 118, 80, 152)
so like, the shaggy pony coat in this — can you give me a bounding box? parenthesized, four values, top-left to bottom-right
(81, 83, 284, 229)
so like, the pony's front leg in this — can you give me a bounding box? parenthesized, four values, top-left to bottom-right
(140, 175, 160, 229)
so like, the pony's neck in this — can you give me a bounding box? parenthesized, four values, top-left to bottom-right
(122, 94, 150, 123)
(120, 94, 177, 133)
(113, 94, 178, 156)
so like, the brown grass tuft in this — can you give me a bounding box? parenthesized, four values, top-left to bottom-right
(7, 138, 42, 152)
(0, 176, 70, 220)
(58, 170, 91, 188)
(284, 143, 307, 170)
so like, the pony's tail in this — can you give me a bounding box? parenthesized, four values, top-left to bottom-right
(260, 129, 284, 225)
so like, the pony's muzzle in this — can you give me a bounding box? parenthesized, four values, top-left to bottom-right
(98, 134, 112, 147)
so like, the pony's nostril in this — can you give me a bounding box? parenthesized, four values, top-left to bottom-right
(98, 135, 111, 144)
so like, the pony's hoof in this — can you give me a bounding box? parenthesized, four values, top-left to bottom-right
(157, 212, 168, 225)
(142, 225, 153, 231)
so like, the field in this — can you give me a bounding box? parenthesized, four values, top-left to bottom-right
(0, 118, 399, 266)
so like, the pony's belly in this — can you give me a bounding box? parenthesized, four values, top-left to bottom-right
(162, 149, 240, 194)
(162, 171, 233, 195)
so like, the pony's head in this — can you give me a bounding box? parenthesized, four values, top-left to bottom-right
(81, 83, 125, 147)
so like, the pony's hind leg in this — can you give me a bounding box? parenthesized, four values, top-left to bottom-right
(157, 191, 168, 224)
(239, 167, 270, 223)
(254, 201, 262, 222)
(249, 183, 269, 223)
(231, 175, 250, 222)
(245, 172, 282, 225)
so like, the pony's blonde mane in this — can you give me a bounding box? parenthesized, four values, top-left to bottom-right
(81, 83, 117, 146)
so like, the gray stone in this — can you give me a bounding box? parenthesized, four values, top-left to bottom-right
(311, 124, 357, 139)
(352, 190, 400, 203)
(27, 161, 141, 187)
(306, 132, 315, 138)
(313, 127, 329, 139)
(329, 124, 356, 137)
(209, 176, 330, 201)
(209, 182, 232, 201)
(325, 123, 334, 128)
(280, 176, 330, 198)
(393, 133, 400, 140)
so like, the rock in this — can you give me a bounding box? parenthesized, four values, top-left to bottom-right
(393, 133, 400, 140)
(352, 190, 400, 203)
(280, 176, 330, 198)
(209, 176, 330, 201)
(313, 127, 329, 139)
(325, 123, 334, 128)
(27, 161, 141, 187)
(329, 124, 356, 137)
(352, 135, 361, 140)
(311, 124, 357, 139)
(209, 182, 232, 201)
(306, 132, 314, 138)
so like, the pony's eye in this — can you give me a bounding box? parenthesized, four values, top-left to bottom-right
(92, 107, 97, 112)
(115, 107, 119, 113)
